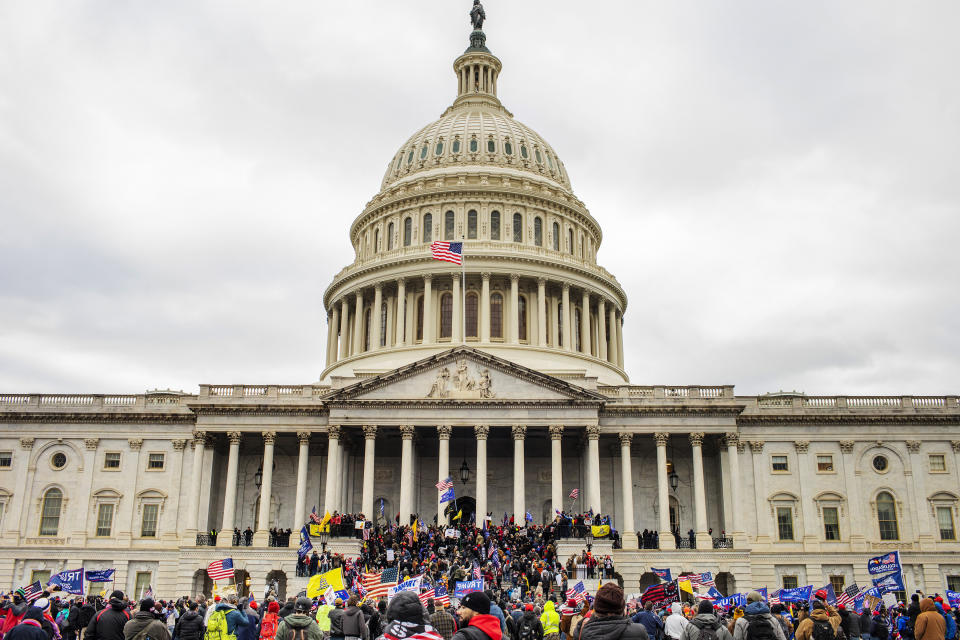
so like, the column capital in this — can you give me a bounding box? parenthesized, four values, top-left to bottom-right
(129, 438, 144, 450)
(793, 440, 810, 453)
(397, 276, 406, 287)
(172, 439, 189, 451)
(374, 281, 383, 292)
(84, 438, 100, 451)
(562, 282, 570, 292)
(262, 431, 277, 444)
(355, 289, 363, 299)
(537, 277, 547, 287)
(297, 431, 311, 445)
(510, 273, 520, 283)
(689, 432, 705, 447)
(192, 430, 208, 446)
(19, 437, 35, 450)
(327, 425, 341, 440)
(362, 425, 378, 439)
(227, 431, 243, 445)
(839, 440, 855, 454)
(400, 424, 416, 440)
(952, 440, 960, 453)
(437, 425, 453, 440)
(737, 441, 747, 454)
(474, 424, 490, 440)
(585, 425, 601, 440)
(549, 424, 564, 440)
(749, 440, 765, 453)
(618, 432, 633, 447)
(511, 424, 527, 440)
(905, 440, 922, 453)
(722, 432, 739, 447)
(481, 272, 491, 282)
(423, 274, 433, 284)
(654, 432, 669, 447)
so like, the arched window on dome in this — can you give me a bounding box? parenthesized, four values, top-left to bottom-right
(387, 222, 395, 250)
(568, 228, 574, 254)
(557, 302, 563, 347)
(403, 218, 412, 247)
(490, 293, 503, 339)
(552, 222, 560, 251)
(534, 217, 543, 247)
(374, 228, 380, 253)
(439, 293, 453, 340)
(467, 210, 478, 239)
(415, 296, 424, 343)
(444, 211, 455, 241)
(490, 211, 501, 240)
(574, 306, 582, 352)
(380, 303, 388, 347)
(465, 292, 478, 339)
(363, 308, 371, 352)
(422, 213, 433, 244)
(39, 487, 63, 536)
(518, 296, 528, 342)
(513, 213, 523, 243)
(877, 491, 899, 540)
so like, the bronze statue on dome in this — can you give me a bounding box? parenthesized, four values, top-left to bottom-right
(470, 0, 485, 31)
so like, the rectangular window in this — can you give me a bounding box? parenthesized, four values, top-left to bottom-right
(782, 576, 798, 590)
(823, 506, 840, 540)
(147, 453, 164, 470)
(141, 504, 159, 537)
(96, 503, 114, 537)
(772, 455, 789, 472)
(817, 455, 834, 472)
(134, 572, 152, 599)
(104, 452, 121, 469)
(0, 452, 11, 467)
(930, 454, 946, 472)
(937, 506, 955, 540)
(948, 576, 960, 592)
(829, 575, 846, 594)
(31, 570, 51, 585)
(777, 507, 794, 540)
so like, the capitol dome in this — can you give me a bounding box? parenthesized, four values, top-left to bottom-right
(321, 26, 629, 386)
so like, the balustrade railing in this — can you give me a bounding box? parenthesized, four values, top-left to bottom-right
(196, 533, 217, 546)
(712, 536, 734, 549)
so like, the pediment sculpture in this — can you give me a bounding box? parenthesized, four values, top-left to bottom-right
(427, 358, 495, 399)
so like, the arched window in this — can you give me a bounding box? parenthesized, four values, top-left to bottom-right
(364, 308, 371, 351)
(40, 488, 63, 536)
(440, 293, 453, 339)
(557, 302, 563, 347)
(465, 292, 478, 338)
(574, 306, 582, 351)
(518, 296, 528, 341)
(403, 218, 412, 247)
(534, 217, 543, 246)
(490, 293, 503, 339)
(387, 222, 395, 250)
(513, 213, 523, 243)
(467, 210, 478, 239)
(877, 492, 899, 540)
(416, 296, 424, 342)
(422, 214, 433, 244)
(444, 211, 455, 240)
(552, 222, 560, 251)
(490, 211, 501, 240)
(380, 303, 388, 347)
(568, 228, 574, 254)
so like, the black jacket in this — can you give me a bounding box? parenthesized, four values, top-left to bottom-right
(839, 610, 860, 639)
(7, 620, 48, 640)
(575, 616, 650, 640)
(78, 605, 97, 631)
(85, 600, 131, 640)
(174, 611, 204, 640)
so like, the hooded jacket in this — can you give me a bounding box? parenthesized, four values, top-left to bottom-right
(732, 602, 787, 640)
(631, 610, 663, 640)
(339, 607, 367, 640)
(85, 599, 131, 640)
(915, 599, 946, 640)
(174, 611, 204, 640)
(516, 610, 543, 640)
(936, 603, 956, 640)
(2, 601, 31, 639)
(213, 604, 251, 638)
(122, 611, 171, 640)
(275, 615, 323, 640)
(574, 615, 649, 640)
(6, 610, 47, 640)
(681, 614, 733, 640)
(540, 603, 559, 636)
(664, 604, 688, 640)
(452, 614, 503, 640)
(839, 610, 860, 640)
(794, 608, 840, 640)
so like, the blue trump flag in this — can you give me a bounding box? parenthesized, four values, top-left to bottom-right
(779, 585, 813, 602)
(440, 487, 455, 503)
(652, 568, 672, 582)
(867, 551, 901, 576)
(818, 584, 837, 605)
(85, 569, 115, 583)
(872, 571, 905, 594)
(454, 580, 484, 598)
(298, 525, 313, 558)
(48, 569, 85, 595)
(715, 593, 745, 608)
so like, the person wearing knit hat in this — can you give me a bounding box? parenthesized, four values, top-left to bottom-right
(453, 592, 502, 640)
(678, 601, 732, 640)
(5, 607, 47, 640)
(571, 584, 647, 640)
(122, 598, 171, 640)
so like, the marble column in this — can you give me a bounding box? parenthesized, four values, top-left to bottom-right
(452, 275, 462, 343)
(690, 432, 711, 549)
(437, 425, 452, 521)
(597, 298, 607, 361)
(216, 431, 243, 547)
(586, 425, 602, 514)
(513, 424, 526, 524)
(607, 307, 617, 366)
(510, 274, 520, 344)
(398, 425, 415, 525)
(838, 440, 865, 550)
(550, 425, 564, 516)
(186, 431, 206, 535)
(723, 433, 744, 544)
(353, 290, 364, 353)
(339, 298, 350, 358)
(655, 432, 675, 549)
(396, 278, 407, 346)
(794, 440, 821, 549)
(616, 311, 625, 367)
(360, 425, 377, 518)
(619, 433, 637, 548)
(423, 275, 433, 343)
(256, 431, 276, 531)
(371, 283, 383, 350)
(475, 424, 489, 520)
(324, 426, 341, 513)
(750, 440, 770, 544)
(293, 432, 310, 533)
(907, 440, 934, 547)
(561, 283, 572, 350)
(327, 308, 338, 366)
(480, 273, 491, 342)
(537, 278, 547, 347)
(581, 290, 591, 355)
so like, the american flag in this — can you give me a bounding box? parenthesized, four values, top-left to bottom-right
(21, 581, 43, 603)
(693, 572, 716, 589)
(430, 241, 463, 265)
(566, 581, 587, 605)
(837, 584, 861, 608)
(768, 589, 781, 605)
(434, 584, 450, 606)
(569, 488, 579, 500)
(207, 558, 235, 582)
(360, 567, 399, 599)
(310, 506, 322, 525)
(419, 588, 435, 606)
(436, 477, 453, 491)
(472, 562, 481, 580)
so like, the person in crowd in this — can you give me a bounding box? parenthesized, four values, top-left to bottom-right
(85, 592, 130, 640)
(540, 602, 558, 640)
(452, 592, 502, 640)
(631, 602, 663, 640)
(731, 592, 786, 640)
(915, 599, 946, 640)
(664, 604, 688, 640)
(837, 606, 859, 640)
(680, 601, 732, 640)
(572, 584, 647, 640)
(794, 601, 840, 640)
(338, 597, 366, 640)
(175, 602, 205, 640)
(6, 608, 48, 640)
(512, 604, 542, 640)
(328, 599, 345, 640)
(122, 599, 171, 640)
(235, 602, 259, 640)
(276, 599, 322, 640)
(430, 602, 457, 640)
(314, 600, 332, 640)
(377, 592, 439, 640)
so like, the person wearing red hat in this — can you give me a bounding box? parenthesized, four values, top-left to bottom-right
(516, 605, 543, 640)
(258, 602, 280, 640)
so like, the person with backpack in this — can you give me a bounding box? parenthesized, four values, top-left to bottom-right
(631, 603, 664, 640)
(837, 607, 858, 640)
(792, 602, 840, 640)
(571, 584, 648, 640)
(174, 603, 204, 640)
(513, 605, 542, 640)
(275, 599, 322, 640)
(85, 592, 131, 640)
(732, 592, 786, 640)
(871, 607, 889, 640)
(665, 604, 689, 640)
(680, 601, 733, 640)
(122, 599, 171, 640)
(540, 603, 559, 640)
(205, 596, 250, 640)
(258, 603, 279, 640)
(935, 601, 956, 640)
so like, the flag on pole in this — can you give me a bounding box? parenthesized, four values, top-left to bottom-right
(359, 567, 399, 599)
(569, 488, 579, 500)
(837, 584, 861, 608)
(309, 506, 322, 525)
(434, 584, 450, 606)
(419, 588, 435, 606)
(453, 509, 462, 521)
(566, 581, 587, 605)
(436, 477, 453, 491)
(472, 562, 482, 580)
(21, 582, 43, 603)
(440, 487, 455, 503)
(525, 511, 533, 522)
(430, 241, 463, 265)
(207, 558, 235, 581)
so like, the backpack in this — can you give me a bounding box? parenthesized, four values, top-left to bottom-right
(693, 621, 719, 640)
(518, 617, 536, 640)
(259, 613, 279, 640)
(205, 610, 234, 640)
(745, 616, 778, 640)
(812, 620, 840, 640)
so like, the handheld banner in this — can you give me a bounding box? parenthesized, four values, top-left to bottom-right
(867, 551, 901, 576)
(651, 568, 672, 582)
(779, 585, 813, 602)
(48, 569, 85, 595)
(454, 580, 484, 598)
(591, 525, 611, 537)
(85, 569, 115, 583)
(872, 571, 905, 594)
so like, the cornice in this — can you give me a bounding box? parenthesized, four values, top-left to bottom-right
(0, 412, 195, 424)
(326, 399, 603, 410)
(601, 405, 745, 418)
(738, 414, 960, 426)
(188, 405, 328, 417)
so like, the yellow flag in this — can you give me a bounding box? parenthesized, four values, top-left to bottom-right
(590, 525, 611, 538)
(307, 574, 328, 599)
(453, 509, 462, 521)
(412, 519, 418, 540)
(679, 580, 693, 594)
(319, 511, 332, 530)
(321, 567, 346, 592)
(309, 524, 321, 537)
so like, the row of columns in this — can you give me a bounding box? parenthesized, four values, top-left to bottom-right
(326, 275, 626, 367)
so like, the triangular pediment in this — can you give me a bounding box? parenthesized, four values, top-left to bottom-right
(325, 347, 606, 404)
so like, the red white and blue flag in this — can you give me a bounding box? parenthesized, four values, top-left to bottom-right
(21, 581, 43, 603)
(837, 584, 861, 608)
(569, 488, 579, 500)
(430, 241, 463, 265)
(207, 558, 234, 581)
(434, 584, 450, 606)
(310, 506, 322, 525)
(566, 581, 587, 605)
(472, 561, 482, 580)
(436, 477, 453, 491)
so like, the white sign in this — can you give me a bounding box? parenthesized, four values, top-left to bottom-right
(386, 549, 395, 562)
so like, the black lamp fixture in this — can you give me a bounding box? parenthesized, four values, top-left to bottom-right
(669, 469, 679, 492)
(254, 464, 263, 492)
(459, 457, 470, 485)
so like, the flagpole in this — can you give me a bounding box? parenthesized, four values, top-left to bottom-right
(461, 235, 466, 345)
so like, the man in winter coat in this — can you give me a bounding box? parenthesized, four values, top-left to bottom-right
(838, 607, 860, 640)
(2, 595, 31, 639)
(664, 604, 688, 640)
(453, 592, 502, 640)
(122, 599, 171, 640)
(571, 584, 648, 640)
(794, 602, 841, 640)
(680, 602, 733, 640)
(328, 601, 345, 640)
(631, 603, 664, 640)
(207, 596, 251, 640)
(539, 602, 558, 640)
(514, 605, 543, 640)
(429, 603, 457, 640)
(338, 598, 367, 640)
(173, 603, 204, 640)
(6, 608, 48, 640)
(732, 593, 787, 640)
(380, 592, 443, 640)
(276, 599, 322, 640)
(935, 602, 956, 640)
(85, 592, 130, 640)
(915, 599, 946, 640)
(234, 604, 259, 640)
(860, 609, 875, 640)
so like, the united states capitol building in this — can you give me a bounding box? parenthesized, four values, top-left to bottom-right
(2, 8, 958, 601)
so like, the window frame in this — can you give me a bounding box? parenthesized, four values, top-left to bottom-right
(444, 210, 455, 241)
(822, 506, 841, 541)
(490, 292, 504, 340)
(422, 213, 433, 244)
(552, 221, 560, 251)
(490, 211, 501, 241)
(875, 491, 900, 541)
(518, 295, 528, 342)
(403, 217, 412, 247)
(380, 303, 388, 348)
(936, 505, 956, 540)
(103, 452, 122, 470)
(771, 455, 790, 473)
(387, 222, 395, 250)
(146, 452, 165, 471)
(415, 295, 424, 343)
(467, 210, 478, 240)
(816, 454, 835, 473)
(512, 213, 523, 243)
(439, 292, 453, 340)
(534, 217, 543, 247)
(930, 454, 947, 473)
(39, 487, 63, 536)
(95, 502, 115, 538)
(0, 451, 11, 468)
(782, 575, 798, 590)
(465, 291, 479, 339)
(776, 506, 795, 541)
(140, 503, 159, 537)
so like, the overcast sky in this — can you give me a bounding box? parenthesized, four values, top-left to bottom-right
(1, 1, 957, 396)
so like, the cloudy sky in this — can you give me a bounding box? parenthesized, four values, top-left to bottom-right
(1, 1, 957, 396)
